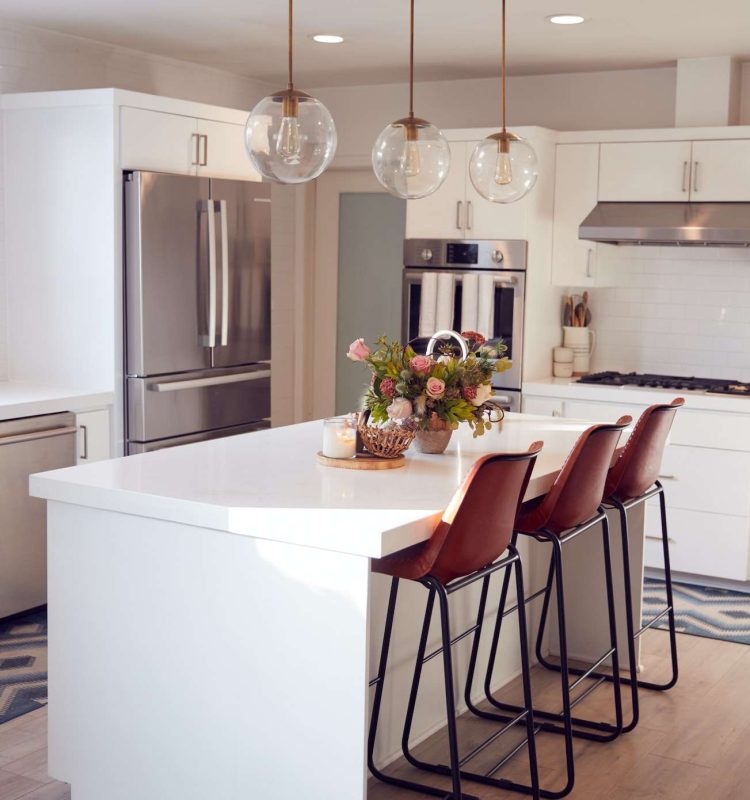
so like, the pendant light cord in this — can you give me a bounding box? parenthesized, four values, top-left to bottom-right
(287, 0, 294, 90)
(501, 0, 506, 134)
(408, 0, 415, 119)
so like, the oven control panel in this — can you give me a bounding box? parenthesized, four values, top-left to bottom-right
(404, 239, 527, 271)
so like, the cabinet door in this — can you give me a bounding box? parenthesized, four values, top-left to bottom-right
(463, 141, 528, 239)
(552, 144, 599, 287)
(405, 141, 468, 239)
(76, 408, 111, 463)
(196, 119, 261, 181)
(690, 139, 750, 201)
(598, 141, 692, 201)
(120, 107, 198, 175)
(522, 395, 564, 417)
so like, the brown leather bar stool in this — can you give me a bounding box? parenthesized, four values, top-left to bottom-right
(466, 417, 631, 799)
(595, 397, 684, 732)
(368, 444, 543, 800)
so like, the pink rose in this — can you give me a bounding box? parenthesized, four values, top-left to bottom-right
(380, 377, 396, 398)
(462, 385, 478, 402)
(410, 355, 433, 374)
(346, 338, 370, 362)
(387, 398, 413, 421)
(426, 377, 445, 399)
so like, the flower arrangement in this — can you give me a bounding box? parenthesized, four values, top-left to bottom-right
(347, 335, 511, 437)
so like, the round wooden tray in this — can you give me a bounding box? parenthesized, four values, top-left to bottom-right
(316, 451, 406, 470)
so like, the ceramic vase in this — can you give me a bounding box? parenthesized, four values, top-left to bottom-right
(414, 429, 452, 454)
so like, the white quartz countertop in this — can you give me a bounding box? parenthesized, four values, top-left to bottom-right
(0, 382, 113, 421)
(30, 413, 604, 558)
(524, 377, 750, 414)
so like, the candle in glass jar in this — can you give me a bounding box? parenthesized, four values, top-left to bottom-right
(322, 417, 356, 459)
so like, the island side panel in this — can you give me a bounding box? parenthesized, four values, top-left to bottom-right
(47, 501, 371, 800)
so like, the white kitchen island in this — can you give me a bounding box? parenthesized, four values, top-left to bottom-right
(30, 413, 644, 800)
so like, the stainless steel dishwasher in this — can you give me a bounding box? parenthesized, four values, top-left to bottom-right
(0, 412, 77, 618)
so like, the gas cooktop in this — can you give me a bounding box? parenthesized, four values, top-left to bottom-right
(577, 371, 750, 396)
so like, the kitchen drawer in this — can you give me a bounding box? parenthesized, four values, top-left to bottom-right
(653, 445, 750, 516)
(562, 399, 645, 424)
(644, 506, 749, 580)
(671, 409, 750, 450)
(522, 396, 564, 417)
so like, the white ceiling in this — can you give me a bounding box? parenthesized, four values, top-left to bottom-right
(1, 0, 749, 88)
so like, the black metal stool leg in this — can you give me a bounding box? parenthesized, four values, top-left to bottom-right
(402, 588, 438, 770)
(610, 499, 640, 731)
(534, 552, 557, 670)
(639, 484, 679, 690)
(434, 579, 464, 800)
(514, 558, 541, 799)
(368, 581, 464, 800)
(464, 574, 492, 716)
(599, 512, 624, 737)
(480, 534, 517, 701)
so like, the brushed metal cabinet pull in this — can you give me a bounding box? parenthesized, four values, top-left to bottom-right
(646, 535, 676, 544)
(79, 424, 88, 460)
(456, 200, 463, 230)
(586, 248, 594, 278)
(681, 161, 689, 193)
(191, 133, 201, 166)
(0, 425, 77, 447)
(467, 200, 473, 230)
(200, 134, 208, 166)
(692, 161, 700, 193)
(658, 474, 677, 480)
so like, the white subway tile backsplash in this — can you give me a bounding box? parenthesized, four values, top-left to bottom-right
(590, 247, 750, 382)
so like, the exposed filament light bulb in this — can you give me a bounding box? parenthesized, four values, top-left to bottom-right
(276, 115, 302, 162)
(400, 138, 421, 177)
(494, 150, 513, 185)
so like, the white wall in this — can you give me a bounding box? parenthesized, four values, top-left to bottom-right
(0, 18, 273, 382)
(591, 246, 750, 381)
(313, 67, 680, 162)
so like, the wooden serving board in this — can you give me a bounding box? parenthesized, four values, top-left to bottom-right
(316, 451, 406, 470)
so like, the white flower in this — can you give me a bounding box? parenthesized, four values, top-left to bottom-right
(471, 383, 493, 407)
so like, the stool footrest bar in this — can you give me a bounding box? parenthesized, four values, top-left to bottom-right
(423, 623, 481, 664)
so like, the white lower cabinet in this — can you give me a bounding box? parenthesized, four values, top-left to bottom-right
(523, 391, 750, 581)
(76, 408, 111, 464)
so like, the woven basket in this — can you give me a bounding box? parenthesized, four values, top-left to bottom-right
(357, 419, 415, 459)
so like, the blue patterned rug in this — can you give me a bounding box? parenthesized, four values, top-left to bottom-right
(0, 608, 48, 724)
(643, 578, 750, 645)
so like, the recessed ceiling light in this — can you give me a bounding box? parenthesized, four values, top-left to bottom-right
(311, 34, 344, 44)
(547, 14, 585, 25)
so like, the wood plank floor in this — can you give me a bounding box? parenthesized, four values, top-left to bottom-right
(0, 630, 745, 799)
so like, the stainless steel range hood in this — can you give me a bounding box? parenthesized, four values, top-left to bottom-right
(579, 202, 750, 246)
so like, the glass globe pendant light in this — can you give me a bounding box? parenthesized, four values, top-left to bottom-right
(371, 0, 450, 199)
(244, 0, 337, 184)
(469, 0, 538, 203)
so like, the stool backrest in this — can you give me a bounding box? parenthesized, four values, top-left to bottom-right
(428, 442, 542, 585)
(604, 397, 684, 502)
(519, 417, 631, 533)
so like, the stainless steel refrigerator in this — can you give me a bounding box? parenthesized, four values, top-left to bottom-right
(124, 171, 271, 454)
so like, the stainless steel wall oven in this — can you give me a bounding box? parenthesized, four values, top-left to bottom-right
(403, 239, 526, 412)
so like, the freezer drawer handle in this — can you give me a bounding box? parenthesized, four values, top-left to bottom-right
(147, 370, 272, 393)
(0, 425, 78, 447)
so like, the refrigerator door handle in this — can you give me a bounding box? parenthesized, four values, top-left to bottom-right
(147, 369, 272, 393)
(218, 199, 229, 347)
(202, 199, 218, 349)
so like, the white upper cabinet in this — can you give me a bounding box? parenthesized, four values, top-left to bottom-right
(598, 138, 750, 202)
(690, 139, 750, 201)
(405, 140, 528, 240)
(552, 143, 611, 287)
(405, 141, 468, 239)
(598, 141, 693, 201)
(120, 107, 198, 175)
(195, 119, 260, 181)
(120, 107, 260, 181)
